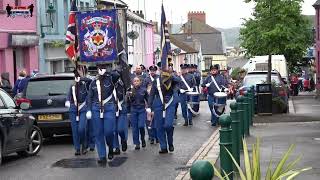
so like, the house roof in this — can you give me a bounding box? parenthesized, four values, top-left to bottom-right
(182, 19, 221, 34)
(100, 0, 128, 7)
(314, 0, 320, 7)
(170, 36, 198, 53)
(127, 11, 152, 25)
(172, 33, 224, 55)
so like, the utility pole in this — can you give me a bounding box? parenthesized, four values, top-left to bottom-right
(267, 0, 273, 84)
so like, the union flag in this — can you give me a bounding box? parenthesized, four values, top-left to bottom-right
(65, 0, 78, 62)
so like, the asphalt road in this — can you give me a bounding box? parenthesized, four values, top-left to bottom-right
(0, 102, 218, 180)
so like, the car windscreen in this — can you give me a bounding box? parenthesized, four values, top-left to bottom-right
(243, 75, 280, 87)
(26, 79, 73, 97)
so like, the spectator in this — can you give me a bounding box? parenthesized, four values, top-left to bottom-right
(13, 70, 29, 96)
(0, 72, 12, 94)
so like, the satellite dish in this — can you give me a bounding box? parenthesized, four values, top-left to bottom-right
(127, 30, 139, 40)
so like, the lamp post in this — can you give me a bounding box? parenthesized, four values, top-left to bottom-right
(155, 47, 161, 64)
(40, 3, 56, 38)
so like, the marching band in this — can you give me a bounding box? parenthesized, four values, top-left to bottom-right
(66, 63, 228, 164)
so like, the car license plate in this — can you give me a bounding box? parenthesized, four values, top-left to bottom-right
(38, 114, 63, 121)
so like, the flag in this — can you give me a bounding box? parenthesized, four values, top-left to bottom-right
(65, 0, 78, 62)
(116, 10, 131, 91)
(160, 4, 171, 70)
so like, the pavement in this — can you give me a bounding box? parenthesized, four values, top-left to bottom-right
(177, 91, 320, 180)
(0, 102, 217, 180)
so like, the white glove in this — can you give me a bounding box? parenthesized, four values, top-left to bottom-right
(205, 83, 211, 87)
(65, 101, 70, 108)
(180, 89, 186, 93)
(86, 111, 92, 119)
(224, 88, 229, 93)
(146, 108, 152, 113)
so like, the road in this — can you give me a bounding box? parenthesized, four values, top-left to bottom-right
(0, 102, 219, 180)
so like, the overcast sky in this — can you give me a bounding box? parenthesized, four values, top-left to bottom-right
(124, 0, 317, 28)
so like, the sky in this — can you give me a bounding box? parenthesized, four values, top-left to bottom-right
(123, 0, 317, 28)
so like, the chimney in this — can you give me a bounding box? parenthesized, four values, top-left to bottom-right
(188, 11, 206, 24)
(186, 21, 192, 39)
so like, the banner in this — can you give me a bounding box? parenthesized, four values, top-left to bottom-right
(77, 10, 118, 63)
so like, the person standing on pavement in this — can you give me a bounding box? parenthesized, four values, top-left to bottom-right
(0, 72, 12, 95)
(147, 68, 180, 154)
(13, 70, 29, 97)
(113, 73, 128, 155)
(179, 64, 196, 126)
(144, 65, 159, 144)
(87, 64, 120, 164)
(127, 77, 149, 150)
(65, 70, 89, 156)
(201, 65, 227, 126)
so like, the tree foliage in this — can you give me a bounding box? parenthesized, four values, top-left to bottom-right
(240, 0, 313, 73)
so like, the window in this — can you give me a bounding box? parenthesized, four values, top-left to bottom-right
(204, 57, 212, 70)
(85, 2, 89, 9)
(80, 1, 84, 9)
(45, 0, 58, 34)
(15, 0, 21, 6)
(0, 90, 16, 109)
(26, 79, 73, 97)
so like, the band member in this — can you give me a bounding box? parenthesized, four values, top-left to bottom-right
(65, 70, 89, 156)
(87, 64, 120, 164)
(143, 65, 159, 144)
(133, 65, 147, 82)
(113, 72, 128, 155)
(127, 77, 149, 150)
(148, 68, 180, 154)
(191, 64, 201, 113)
(179, 64, 196, 126)
(201, 64, 227, 126)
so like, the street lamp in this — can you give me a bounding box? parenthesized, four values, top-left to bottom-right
(40, 3, 56, 38)
(155, 47, 161, 64)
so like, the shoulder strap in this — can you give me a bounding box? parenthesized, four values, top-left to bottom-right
(180, 75, 191, 91)
(156, 78, 164, 104)
(211, 75, 222, 92)
(72, 85, 77, 105)
(150, 75, 154, 82)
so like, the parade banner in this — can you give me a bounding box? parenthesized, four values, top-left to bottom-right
(77, 10, 117, 63)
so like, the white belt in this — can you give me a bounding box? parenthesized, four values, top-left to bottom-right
(78, 102, 86, 111)
(162, 96, 174, 118)
(102, 94, 113, 105)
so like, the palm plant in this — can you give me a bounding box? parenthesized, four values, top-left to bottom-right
(214, 138, 311, 180)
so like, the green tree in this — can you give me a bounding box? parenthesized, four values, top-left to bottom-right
(240, 0, 313, 83)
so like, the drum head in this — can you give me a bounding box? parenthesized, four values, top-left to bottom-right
(214, 92, 227, 97)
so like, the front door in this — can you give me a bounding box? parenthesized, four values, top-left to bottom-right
(13, 48, 25, 82)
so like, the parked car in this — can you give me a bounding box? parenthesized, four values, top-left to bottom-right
(238, 71, 289, 113)
(0, 88, 43, 165)
(21, 74, 74, 138)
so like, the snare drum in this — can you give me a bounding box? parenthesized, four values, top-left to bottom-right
(214, 92, 227, 106)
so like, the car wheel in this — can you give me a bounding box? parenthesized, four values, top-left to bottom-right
(17, 125, 43, 157)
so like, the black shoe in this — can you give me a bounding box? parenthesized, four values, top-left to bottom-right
(81, 148, 88, 155)
(108, 151, 114, 160)
(142, 140, 146, 148)
(211, 123, 217, 127)
(97, 157, 107, 164)
(159, 149, 168, 154)
(189, 120, 193, 126)
(121, 140, 127, 152)
(135, 145, 140, 150)
(156, 139, 159, 144)
(169, 145, 174, 152)
(183, 122, 188, 126)
(89, 148, 95, 152)
(150, 139, 155, 144)
(114, 148, 121, 155)
(75, 150, 81, 156)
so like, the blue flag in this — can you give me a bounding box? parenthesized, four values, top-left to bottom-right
(160, 4, 171, 70)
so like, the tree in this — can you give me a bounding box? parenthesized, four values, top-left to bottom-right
(240, 0, 313, 83)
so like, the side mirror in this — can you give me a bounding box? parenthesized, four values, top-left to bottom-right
(20, 102, 30, 110)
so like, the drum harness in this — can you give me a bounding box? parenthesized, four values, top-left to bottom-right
(180, 75, 200, 115)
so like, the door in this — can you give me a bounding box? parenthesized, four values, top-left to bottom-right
(0, 90, 28, 150)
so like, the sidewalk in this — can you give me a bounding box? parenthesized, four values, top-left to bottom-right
(176, 92, 320, 180)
